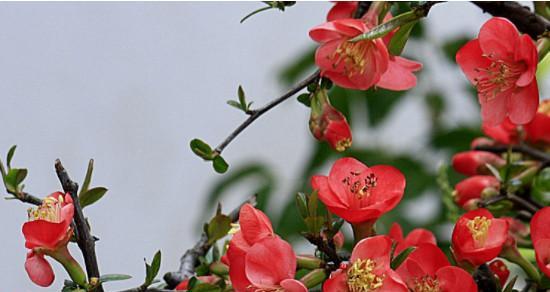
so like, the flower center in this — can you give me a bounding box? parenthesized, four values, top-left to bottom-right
(335, 139, 352, 152)
(412, 276, 440, 292)
(341, 171, 377, 199)
(473, 58, 524, 101)
(331, 40, 372, 78)
(347, 258, 384, 292)
(27, 195, 64, 223)
(466, 216, 491, 246)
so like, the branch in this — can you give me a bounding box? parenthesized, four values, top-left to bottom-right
(472, 1, 550, 39)
(6, 190, 42, 206)
(117, 288, 174, 292)
(303, 234, 342, 271)
(163, 195, 257, 288)
(55, 159, 104, 292)
(214, 71, 320, 154)
(474, 144, 550, 167)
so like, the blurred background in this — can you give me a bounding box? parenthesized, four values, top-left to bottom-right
(0, 2, 547, 291)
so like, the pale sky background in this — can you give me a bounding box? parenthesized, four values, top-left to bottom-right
(0, 2, 544, 291)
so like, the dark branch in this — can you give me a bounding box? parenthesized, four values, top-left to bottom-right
(6, 190, 42, 206)
(163, 195, 257, 288)
(474, 144, 550, 167)
(472, 1, 550, 39)
(117, 288, 174, 292)
(55, 159, 103, 292)
(214, 71, 320, 154)
(303, 234, 342, 271)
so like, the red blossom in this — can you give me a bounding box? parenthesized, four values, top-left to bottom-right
(396, 244, 477, 292)
(388, 222, 437, 255)
(452, 151, 505, 176)
(22, 192, 75, 287)
(530, 207, 550, 278)
(488, 260, 510, 287)
(524, 99, 550, 144)
(456, 17, 539, 126)
(453, 176, 500, 208)
(311, 157, 405, 224)
(310, 98, 352, 152)
(226, 204, 307, 292)
(451, 209, 509, 266)
(327, 1, 358, 21)
(323, 235, 408, 292)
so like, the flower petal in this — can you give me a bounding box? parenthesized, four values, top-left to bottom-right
(436, 266, 478, 292)
(280, 279, 308, 292)
(239, 204, 274, 245)
(22, 220, 70, 250)
(478, 17, 519, 59)
(25, 251, 54, 287)
(350, 235, 392, 268)
(376, 56, 422, 91)
(245, 237, 296, 286)
(508, 80, 539, 125)
(456, 39, 492, 85)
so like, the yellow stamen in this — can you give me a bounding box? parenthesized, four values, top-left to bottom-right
(466, 216, 491, 246)
(347, 258, 384, 292)
(412, 276, 440, 292)
(27, 196, 63, 223)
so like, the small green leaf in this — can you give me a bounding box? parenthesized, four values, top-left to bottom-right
(390, 246, 415, 269)
(388, 21, 417, 56)
(6, 145, 16, 169)
(190, 139, 214, 160)
(80, 159, 94, 195)
(99, 274, 132, 283)
(143, 250, 162, 287)
(79, 187, 108, 208)
(227, 100, 243, 110)
(4, 168, 27, 193)
(207, 214, 231, 244)
(502, 275, 517, 292)
(308, 191, 318, 218)
(295, 192, 308, 219)
(297, 93, 311, 107)
(212, 156, 229, 174)
(304, 216, 324, 234)
(238, 85, 246, 107)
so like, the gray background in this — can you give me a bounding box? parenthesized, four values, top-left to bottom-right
(0, 2, 543, 291)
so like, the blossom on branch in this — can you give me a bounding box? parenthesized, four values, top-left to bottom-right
(311, 157, 405, 224)
(388, 222, 437, 255)
(451, 151, 505, 176)
(456, 17, 539, 126)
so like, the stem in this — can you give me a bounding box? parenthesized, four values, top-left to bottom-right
(351, 221, 376, 244)
(49, 245, 87, 288)
(213, 71, 320, 154)
(296, 255, 324, 270)
(55, 160, 104, 292)
(300, 268, 327, 288)
(501, 245, 541, 284)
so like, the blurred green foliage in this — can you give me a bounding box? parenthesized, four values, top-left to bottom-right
(200, 20, 481, 247)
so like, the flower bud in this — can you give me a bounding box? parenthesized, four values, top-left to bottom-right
(489, 260, 510, 287)
(309, 88, 352, 152)
(470, 137, 495, 149)
(452, 151, 505, 176)
(453, 176, 500, 208)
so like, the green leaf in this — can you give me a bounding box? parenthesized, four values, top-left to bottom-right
(350, 10, 420, 42)
(4, 168, 27, 193)
(190, 139, 214, 160)
(308, 191, 318, 218)
(304, 216, 324, 234)
(80, 159, 94, 196)
(6, 145, 16, 169)
(388, 21, 417, 56)
(238, 85, 246, 107)
(212, 156, 229, 174)
(144, 250, 162, 287)
(364, 88, 406, 127)
(207, 214, 231, 244)
(227, 100, 243, 110)
(99, 274, 132, 283)
(295, 192, 308, 219)
(390, 246, 415, 269)
(296, 93, 311, 107)
(533, 167, 550, 204)
(79, 187, 108, 208)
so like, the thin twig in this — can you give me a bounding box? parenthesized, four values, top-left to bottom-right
(55, 159, 103, 292)
(474, 144, 550, 166)
(163, 195, 257, 288)
(214, 71, 320, 154)
(472, 1, 550, 39)
(303, 234, 342, 271)
(5, 190, 42, 206)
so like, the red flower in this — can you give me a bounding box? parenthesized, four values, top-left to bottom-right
(311, 157, 405, 224)
(456, 17, 539, 126)
(488, 260, 510, 287)
(175, 276, 220, 291)
(323, 235, 408, 292)
(482, 118, 520, 144)
(396, 244, 477, 292)
(388, 222, 436, 255)
(226, 204, 307, 292)
(23, 192, 80, 287)
(524, 99, 550, 144)
(451, 209, 509, 266)
(310, 19, 389, 90)
(530, 207, 550, 278)
(453, 176, 500, 208)
(327, 1, 358, 21)
(452, 151, 505, 176)
(309, 90, 352, 152)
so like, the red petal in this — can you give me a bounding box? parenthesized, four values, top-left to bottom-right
(227, 236, 251, 292)
(350, 235, 392, 268)
(25, 251, 54, 287)
(311, 175, 348, 208)
(508, 80, 539, 125)
(323, 269, 348, 292)
(328, 157, 369, 203)
(239, 204, 273, 245)
(531, 207, 550, 243)
(524, 113, 550, 143)
(478, 17, 519, 60)
(376, 56, 422, 91)
(309, 19, 365, 43)
(325, 204, 381, 223)
(369, 165, 405, 212)
(245, 237, 296, 286)
(380, 270, 408, 292)
(534, 239, 550, 278)
(480, 87, 510, 126)
(280, 279, 308, 292)
(22, 220, 69, 250)
(436, 266, 478, 292)
(515, 34, 538, 87)
(456, 39, 492, 85)
(388, 222, 404, 242)
(327, 2, 358, 21)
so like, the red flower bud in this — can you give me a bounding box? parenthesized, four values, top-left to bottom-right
(489, 260, 510, 287)
(454, 176, 500, 208)
(311, 157, 405, 224)
(452, 151, 505, 176)
(524, 100, 550, 144)
(451, 209, 509, 266)
(309, 89, 352, 152)
(470, 137, 495, 149)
